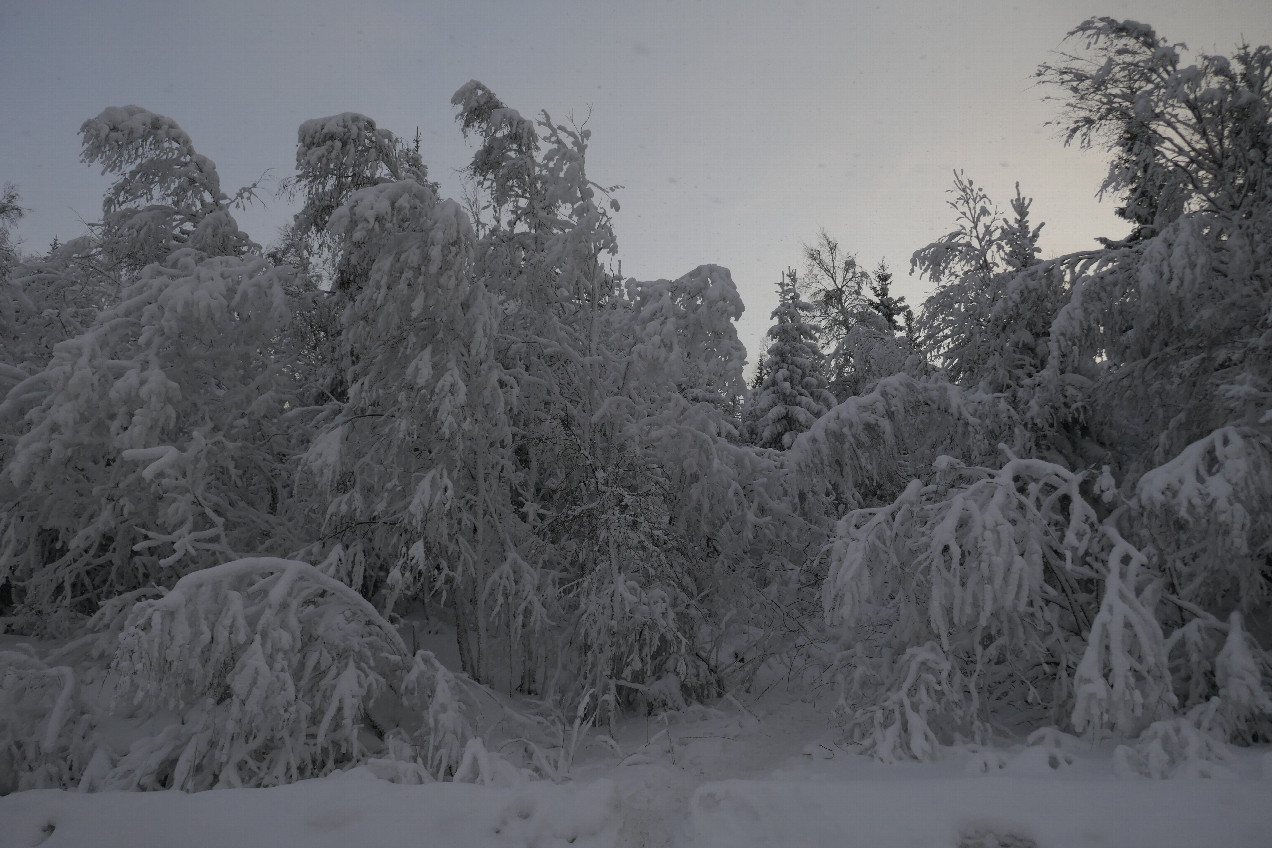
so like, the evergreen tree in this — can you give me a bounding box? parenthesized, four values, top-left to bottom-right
(746, 271, 834, 449)
(864, 261, 912, 334)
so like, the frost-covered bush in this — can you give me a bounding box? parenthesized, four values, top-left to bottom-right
(1213, 613, 1272, 740)
(830, 311, 915, 401)
(1113, 701, 1237, 779)
(3, 560, 486, 793)
(1104, 428, 1272, 737)
(827, 443, 1272, 757)
(1070, 526, 1176, 737)
(838, 641, 979, 762)
(0, 647, 97, 793)
(825, 456, 1103, 758)
(395, 651, 478, 779)
(560, 470, 716, 723)
(104, 558, 408, 790)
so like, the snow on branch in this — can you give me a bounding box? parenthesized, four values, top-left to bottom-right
(1071, 527, 1176, 738)
(791, 373, 1016, 510)
(1134, 425, 1272, 615)
(1137, 426, 1272, 549)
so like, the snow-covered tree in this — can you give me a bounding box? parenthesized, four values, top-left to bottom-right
(300, 173, 520, 685)
(913, 175, 1047, 389)
(826, 20, 1272, 761)
(0, 184, 22, 276)
(797, 231, 873, 348)
(794, 234, 915, 399)
(1038, 20, 1272, 471)
(279, 112, 432, 295)
(1034, 26, 1272, 695)
(451, 82, 779, 714)
(269, 113, 439, 414)
(746, 271, 834, 449)
(625, 264, 748, 414)
(1038, 18, 1271, 239)
(80, 106, 257, 273)
(0, 108, 304, 631)
(0, 236, 120, 391)
(0, 249, 300, 630)
(4, 29, 1264, 789)
(911, 174, 1080, 458)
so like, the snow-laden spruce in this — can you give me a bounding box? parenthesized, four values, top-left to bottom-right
(745, 271, 834, 450)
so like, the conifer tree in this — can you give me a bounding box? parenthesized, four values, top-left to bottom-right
(864, 261, 912, 335)
(746, 271, 834, 449)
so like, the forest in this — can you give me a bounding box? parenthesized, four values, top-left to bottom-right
(0, 16, 1269, 794)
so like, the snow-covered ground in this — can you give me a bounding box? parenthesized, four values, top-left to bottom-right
(4, 693, 1270, 848)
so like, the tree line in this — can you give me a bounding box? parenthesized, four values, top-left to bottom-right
(0, 17, 1268, 790)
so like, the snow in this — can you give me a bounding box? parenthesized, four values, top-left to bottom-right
(3, 692, 1269, 847)
(685, 777, 1272, 848)
(1, 775, 622, 848)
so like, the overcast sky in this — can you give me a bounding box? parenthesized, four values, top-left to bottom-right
(3, 0, 1269, 365)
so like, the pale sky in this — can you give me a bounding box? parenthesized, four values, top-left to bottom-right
(3, 0, 1269, 366)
